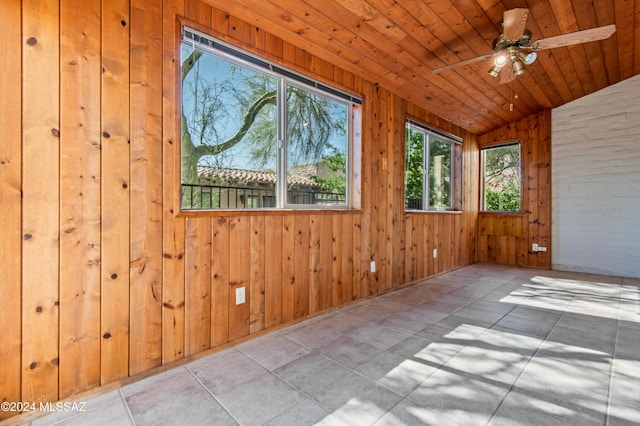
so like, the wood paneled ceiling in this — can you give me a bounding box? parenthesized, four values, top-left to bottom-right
(205, 0, 640, 135)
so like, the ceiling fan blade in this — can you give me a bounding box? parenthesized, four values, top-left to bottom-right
(432, 53, 493, 74)
(532, 24, 616, 50)
(500, 67, 516, 84)
(503, 8, 529, 42)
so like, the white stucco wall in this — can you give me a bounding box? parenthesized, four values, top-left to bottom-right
(552, 74, 640, 278)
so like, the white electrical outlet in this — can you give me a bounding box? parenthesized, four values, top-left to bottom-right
(235, 287, 246, 305)
(433, 248, 438, 258)
(370, 261, 376, 273)
(538, 246, 547, 252)
(532, 243, 539, 252)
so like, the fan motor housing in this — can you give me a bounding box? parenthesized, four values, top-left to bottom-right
(492, 29, 533, 52)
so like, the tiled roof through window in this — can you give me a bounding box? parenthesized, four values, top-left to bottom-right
(197, 166, 319, 187)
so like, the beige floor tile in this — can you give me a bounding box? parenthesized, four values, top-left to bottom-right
(23, 265, 640, 426)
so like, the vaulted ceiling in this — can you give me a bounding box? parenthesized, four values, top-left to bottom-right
(205, 0, 639, 135)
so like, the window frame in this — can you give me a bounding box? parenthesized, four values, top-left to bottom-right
(180, 27, 361, 212)
(404, 119, 462, 212)
(280, 80, 354, 210)
(480, 141, 523, 213)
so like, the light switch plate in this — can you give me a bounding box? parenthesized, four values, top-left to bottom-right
(236, 287, 246, 305)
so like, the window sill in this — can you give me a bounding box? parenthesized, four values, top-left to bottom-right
(178, 208, 362, 218)
(405, 210, 463, 215)
(479, 211, 524, 216)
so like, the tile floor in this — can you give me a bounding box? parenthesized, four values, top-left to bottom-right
(13, 264, 640, 426)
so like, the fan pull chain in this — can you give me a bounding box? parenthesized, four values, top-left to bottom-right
(510, 76, 519, 112)
(510, 82, 514, 111)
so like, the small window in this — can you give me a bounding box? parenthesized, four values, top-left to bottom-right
(481, 142, 521, 212)
(180, 28, 360, 211)
(405, 120, 460, 211)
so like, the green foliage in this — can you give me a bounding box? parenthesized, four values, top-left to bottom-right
(483, 144, 521, 211)
(484, 178, 520, 211)
(428, 140, 451, 209)
(404, 128, 452, 209)
(310, 148, 347, 194)
(405, 129, 424, 206)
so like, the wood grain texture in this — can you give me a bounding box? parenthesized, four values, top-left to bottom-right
(211, 217, 230, 347)
(249, 216, 265, 334)
(352, 213, 363, 302)
(21, 0, 60, 404)
(228, 217, 251, 340)
(185, 218, 212, 355)
(384, 90, 397, 291)
(0, 0, 23, 417)
(204, 0, 637, 134)
(101, 0, 132, 384)
(174, 0, 481, 325)
(8, 0, 486, 406)
(359, 82, 374, 299)
(59, 0, 102, 398)
(185, 0, 212, 28)
(161, 0, 186, 365)
(129, 0, 163, 375)
(503, 8, 529, 41)
(536, 109, 552, 269)
(265, 216, 284, 328)
(308, 215, 323, 314)
(281, 216, 296, 323)
(526, 113, 540, 267)
(294, 215, 310, 318)
(477, 110, 552, 269)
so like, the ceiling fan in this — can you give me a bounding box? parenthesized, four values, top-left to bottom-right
(432, 8, 616, 84)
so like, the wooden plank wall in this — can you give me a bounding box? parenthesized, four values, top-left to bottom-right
(0, 0, 23, 413)
(0, 0, 478, 415)
(101, 0, 132, 384)
(477, 110, 552, 269)
(21, 0, 61, 406)
(58, 0, 102, 398)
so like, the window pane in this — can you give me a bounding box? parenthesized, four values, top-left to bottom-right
(483, 143, 521, 212)
(286, 85, 348, 206)
(180, 42, 278, 209)
(405, 128, 424, 209)
(429, 139, 452, 209)
(180, 29, 358, 211)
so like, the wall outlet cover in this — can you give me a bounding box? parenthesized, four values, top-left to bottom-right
(236, 287, 246, 305)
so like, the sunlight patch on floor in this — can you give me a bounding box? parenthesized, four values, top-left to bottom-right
(500, 275, 640, 322)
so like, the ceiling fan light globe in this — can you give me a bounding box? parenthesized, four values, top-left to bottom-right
(520, 52, 538, 65)
(494, 55, 508, 66)
(512, 60, 525, 76)
(488, 64, 503, 77)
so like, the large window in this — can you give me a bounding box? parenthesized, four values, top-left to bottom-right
(180, 28, 359, 210)
(405, 120, 460, 211)
(481, 142, 521, 212)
